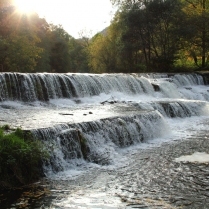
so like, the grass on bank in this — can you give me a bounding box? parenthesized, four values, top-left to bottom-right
(0, 125, 48, 189)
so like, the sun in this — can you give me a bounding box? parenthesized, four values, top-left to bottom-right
(14, 0, 36, 14)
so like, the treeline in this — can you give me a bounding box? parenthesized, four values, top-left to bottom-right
(94, 0, 209, 73)
(0, 1, 89, 73)
(1, 0, 209, 73)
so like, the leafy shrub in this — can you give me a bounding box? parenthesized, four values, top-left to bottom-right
(0, 127, 48, 189)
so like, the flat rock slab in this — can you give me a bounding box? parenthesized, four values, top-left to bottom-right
(0, 103, 144, 129)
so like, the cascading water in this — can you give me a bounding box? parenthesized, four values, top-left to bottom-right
(1, 73, 209, 173)
(31, 111, 168, 174)
(1, 72, 209, 208)
(0, 72, 205, 102)
(0, 73, 208, 164)
(0, 73, 151, 101)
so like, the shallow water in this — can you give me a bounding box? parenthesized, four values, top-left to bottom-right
(44, 116, 209, 209)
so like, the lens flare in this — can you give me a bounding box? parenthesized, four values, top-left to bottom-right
(14, 0, 36, 14)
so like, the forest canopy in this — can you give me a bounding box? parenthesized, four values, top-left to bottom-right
(0, 0, 209, 73)
(0, 0, 90, 73)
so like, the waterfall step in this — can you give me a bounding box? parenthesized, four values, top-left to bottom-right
(0, 99, 208, 130)
(31, 108, 168, 172)
(0, 102, 149, 130)
(0, 72, 206, 102)
(0, 72, 209, 174)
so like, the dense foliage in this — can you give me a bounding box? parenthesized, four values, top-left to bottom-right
(1, 0, 209, 73)
(105, 0, 209, 72)
(0, 1, 89, 73)
(0, 126, 48, 189)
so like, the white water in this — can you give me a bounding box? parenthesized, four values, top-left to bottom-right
(1, 73, 209, 208)
(44, 114, 209, 179)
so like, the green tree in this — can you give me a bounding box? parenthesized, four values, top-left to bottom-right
(68, 37, 90, 72)
(48, 24, 72, 73)
(145, 0, 185, 70)
(110, 0, 186, 72)
(116, 8, 147, 72)
(0, 5, 46, 72)
(5, 34, 42, 72)
(88, 27, 120, 73)
(182, 0, 209, 69)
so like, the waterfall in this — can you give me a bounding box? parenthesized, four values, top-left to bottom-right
(0, 73, 206, 102)
(0, 72, 209, 176)
(31, 110, 168, 174)
(132, 100, 208, 118)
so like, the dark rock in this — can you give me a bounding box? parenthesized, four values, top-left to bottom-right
(152, 83, 160, 92)
(59, 113, 73, 116)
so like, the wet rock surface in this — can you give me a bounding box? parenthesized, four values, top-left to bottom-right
(0, 103, 145, 130)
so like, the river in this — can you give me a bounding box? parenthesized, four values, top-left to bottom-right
(0, 73, 209, 208)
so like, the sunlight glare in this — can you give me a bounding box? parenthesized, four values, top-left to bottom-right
(14, 0, 37, 14)
(13, 0, 115, 38)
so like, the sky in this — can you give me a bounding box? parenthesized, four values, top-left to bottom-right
(14, 0, 117, 38)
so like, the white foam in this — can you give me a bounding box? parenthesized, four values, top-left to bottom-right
(175, 152, 209, 163)
(49, 98, 76, 107)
